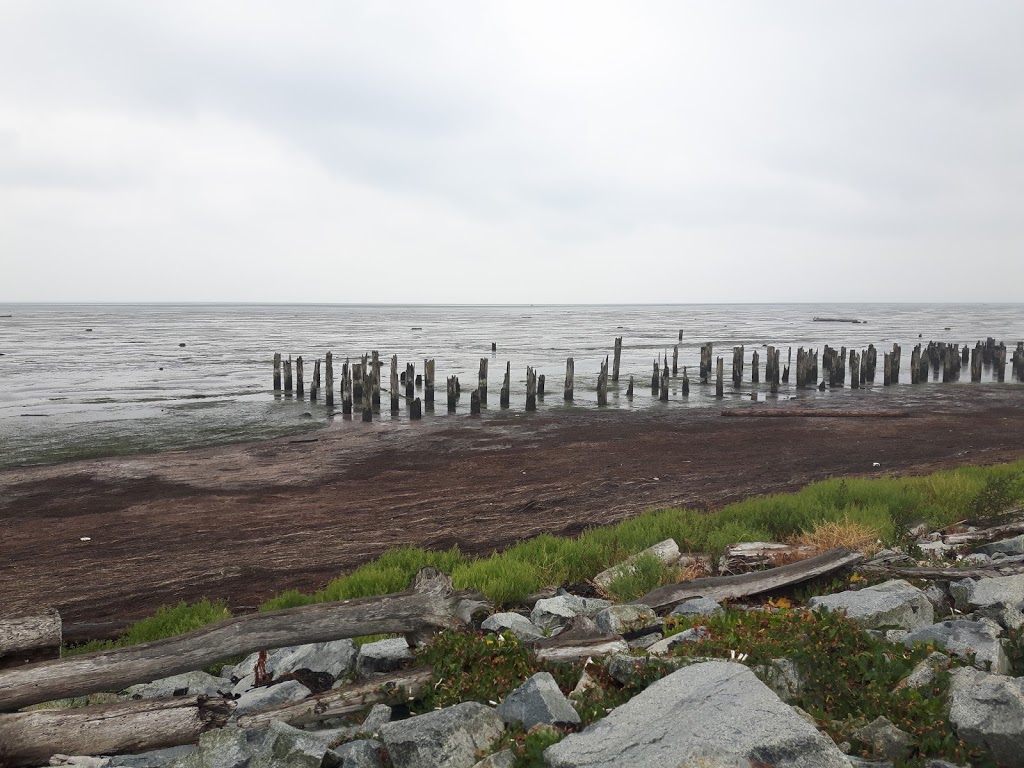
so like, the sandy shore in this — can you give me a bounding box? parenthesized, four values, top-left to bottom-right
(2, 385, 1023, 627)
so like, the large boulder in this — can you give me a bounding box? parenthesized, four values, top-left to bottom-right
(355, 638, 414, 676)
(976, 534, 1024, 557)
(948, 666, 1024, 767)
(668, 597, 723, 618)
(593, 604, 658, 635)
(249, 721, 355, 768)
(808, 579, 933, 630)
(544, 661, 851, 767)
(592, 539, 680, 590)
(902, 620, 1010, 675)
(378, 701, 504, 768)
(228, 640, 357, 691)
(124, 671, 229, 700)
(234, 679, 312, 715)
(166, 727, 255, 768)
(949, 574, 1024, 628)
(531, 596, 612, 633)
(323, 740, 386, 768)
(496, 672, 580, 729)
(481, 612, 545, 641)
(851, 716, 913, 762)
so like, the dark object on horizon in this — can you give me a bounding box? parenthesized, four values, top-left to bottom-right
(178, 342, 185, 347)
(85, 328, 91, 331)
(812, 317, 864, 324)
(491, 342, 496, 352)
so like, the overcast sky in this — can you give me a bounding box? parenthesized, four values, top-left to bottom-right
(1, 2, 1022, 303)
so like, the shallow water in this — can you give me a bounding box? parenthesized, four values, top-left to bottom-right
(0, 303, 1021, 468)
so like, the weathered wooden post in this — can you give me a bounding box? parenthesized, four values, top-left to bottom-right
(891, 344, 901, 384)
(478, 358, 488, 406)
(597, 357, 609, 406)
(296, 356, 305, 399)
(284, 355, 293, 394)
(672, 345, 679, 377)
(850, 349, 860, 389)
(361, 359, 372, 422)
(491, 342, 497, 353)
(325, 353, 334, 407)
(353, 362, 363, 401)
(613, 337, 622, 383)
(962, 346, 970, 366)
(679, 329, 683, 342)
(910, 346, 920, 384)
(659, 359, 669, 402)
(405, 363, 415, 400)
(751, 350, 759, 384)
(682, 366, 690, 397)
(731, 345, 744, 387)
(883, 352, 892, 386)
(971, 343, 982, 382)
(371, 351, 381, 409)
(564, 358, 574, 401)
(997, 343, 1008, 382)
(273, 353, 282, 391)
(500, 362, 511, 409)
(700, 344, 713, 383)
(866, 344, 877, 383)
(538, 374, 545, 397)
(837, 346, 847, 387)
(651, 358, 660, 394)
(527, 366, 538, 411)
(424, 359, 435, 406)
(390, 356, 400, 413)
(411, 398, 422, 419)
(782, 347, 791, 383)
(310, 359, 321, 402)
(770, 349, 780, 395)
(796, 348, 806, 389)
(447, 376, 457, 412)
(341, 360, 352, 414)
(715, 357, 724, 398)
(470, 389, 481, 415)
(626, 374, 634, 399)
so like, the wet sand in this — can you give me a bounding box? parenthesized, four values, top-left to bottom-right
(2, 385, 1023, 627)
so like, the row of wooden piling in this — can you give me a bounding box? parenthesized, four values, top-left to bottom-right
(272, 335, 1022, 417)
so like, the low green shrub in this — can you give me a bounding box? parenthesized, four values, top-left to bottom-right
(605, 553, 670, 602)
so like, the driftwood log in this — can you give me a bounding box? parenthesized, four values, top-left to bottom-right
(941, 517, 1024, 547)
(0, 609, 62, 670)
(860, 554, 1024, 581)
(0, 696, 232, 768)
(636, 548, 865, 613)
(238, 666, 433, 730)
(0, 568, 487, 712)
(531, 617, 629, 663)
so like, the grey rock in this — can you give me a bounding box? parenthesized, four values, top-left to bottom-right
(903, 620, 1009, 675)
(324, 740, 386, 768)
(229, 640, 357, 691)
(627, 632, 663, 650)
(593, 604, 657, 634)
(544, 661, 851, 768)
(378, 701, 504, 768)
(355, 638, 413, 677)
(948, 666, 1024, 767)
(755, 658, 804, 702)
(923, 761, 969, 768)
(950, 573, 1024, 614)
(808, 579, 933, 630)
(361, 703, 393, 732)
(108, 746, 197, 768)
(975, 600, 1024, 631)
(669, 596, 723, 617)
(250, 721, 354, 768)
(923, 584, 951, 617)
(646, 625, 709, 655)
(917, 540, 956, 558)
(530, 596, 611, 632)
(125, 671, 229, 700)
(592, 539, 680, 589)
(977, 533, 1024, 557)
(234, 679, 311, 716)
(896, 652, 951, 690)
(851, 716, 914, 761)
(166, 727, 254, 768)
(884, 629, 909, 644)
(481, 612, 544, 641)
(961, 553, 991, 565)
(496, 671, 580, 729)
(471, 751, 515, 768)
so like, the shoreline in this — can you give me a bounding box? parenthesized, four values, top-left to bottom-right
(3, 384, 1024, 626)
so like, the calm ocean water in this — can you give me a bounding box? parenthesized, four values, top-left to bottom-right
(1, 303, 1021, 468)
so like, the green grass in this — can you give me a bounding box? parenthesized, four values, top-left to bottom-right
(65, 460, 1024, 652)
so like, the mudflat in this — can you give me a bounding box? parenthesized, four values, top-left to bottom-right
(2, 385, 1023, 626)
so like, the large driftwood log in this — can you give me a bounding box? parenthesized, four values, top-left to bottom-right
(0, 696, 232, 767)
(0, 569, 487, 712)
(238, 666, 433, 730)
(0, 609, 62, 670)
(860, 554, 1024, 581)
(941, 517, 1024, 546)
(636, 548, 865, 613)
(531, 617, 630, 663)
